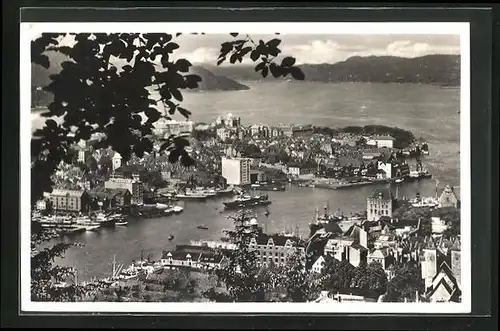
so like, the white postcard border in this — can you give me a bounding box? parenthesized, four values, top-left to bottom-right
(20, 22, 471, 313)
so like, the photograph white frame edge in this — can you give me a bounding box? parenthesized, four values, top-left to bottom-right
(20, 21, 471, 314)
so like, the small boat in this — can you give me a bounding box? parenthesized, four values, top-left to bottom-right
(197, 224, 209, 230)
(168, 234, 174, 240)
(172, 206, 184, 213)
(163, 208, 174, 216)
(115, 220, 128, 226)
(223, 194, 272, 210)
(264, 211, 270, 217)
(176, 190, 208, 200)
(395, 178, 404, 183)
(82, 224, 101, 232)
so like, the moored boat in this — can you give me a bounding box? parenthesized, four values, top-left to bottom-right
(410, 197, 439, 208)
(176, 190, 208, 200)
(223, 194, 272, 210)
(216, 185, 235, 196)
(172, 205, 184, 213)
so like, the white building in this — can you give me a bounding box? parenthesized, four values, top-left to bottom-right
(312, 256, 325, 274)
(431, 217, 449, 234)
(160, 250, 227, 271)
(250, 124, 261, 137)
(366, 188, 394, 222)
(215, 113, 241, 127)
(77, 148, 91, 163)
(375, 136, 395, 148)
(153, 118, 193, 137)
(36, 199, 47, 211)
(216, 128, 229, 142)
(112, 152, 122, 171)
(105, 175, 143, 205)
(377, 161, 392, 178)
(287, 166, 301, 177)
(221, 157, 252, 185)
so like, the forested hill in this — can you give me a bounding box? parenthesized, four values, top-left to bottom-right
(207, 54, 460, 86)
(31, 53, 249, 108)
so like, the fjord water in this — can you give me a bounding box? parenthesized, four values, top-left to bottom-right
(34, 81, 461, 281)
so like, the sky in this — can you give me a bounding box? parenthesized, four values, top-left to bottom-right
(172, 34, 461, 65)
(50, 33, 460, 66)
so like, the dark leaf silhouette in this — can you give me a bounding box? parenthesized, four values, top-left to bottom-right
(145, 107, 161, 122)
(164, 42, 180, 53)
(261, 66, 269, 78)
(266, 38, 281, 49)
(250, 50, 260, 62)
(175, 59, 192, 72)
(168, 149, 181, 163)
(170, 89, 184, 102)
(36, 55, 50, 69)
(289, 67, 305, 80)
(230, 33, 239, 37)
(184, 74, 202, 89)
(269, 63, 282, 78)
(229, 53, 239, 64)
(281, 56, 296, 67)
(240, 47, 252, 57)
(177, 107, 192, 119)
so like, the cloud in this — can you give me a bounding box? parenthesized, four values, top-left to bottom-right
(174, 47, 220, 65)
(349, 40, 461, 59)
(282, 40, 346, 65)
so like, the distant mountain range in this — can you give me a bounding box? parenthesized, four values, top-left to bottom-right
(205, 54, 461, 86)
(31, 53, 459, 107)
(31, 53, 249, 107)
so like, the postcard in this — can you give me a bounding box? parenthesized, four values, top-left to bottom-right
(21, 21, 470, 313)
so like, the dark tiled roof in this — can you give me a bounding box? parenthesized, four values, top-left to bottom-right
(378, 217, 395, 229)
(88, 187, 130, 200)
(199, 252, 225, 264)
(375, 135, 395, 141)
(323, 221, 343, 235)
(425, 261, 461, 299)
(344, 224, 364, 239)
(392, 218, 420, 228)
(255, 233, 301, 246)
(350, 242, 368, 251)
(369, 188, 393, 200)
(111, 188, 131, 196)
(50, 189, 86, 198)
(175, 245, 215, 253)
(161, 250, 202, 261)
(293, 124, 313, 131)
(450, 237, 461, 251)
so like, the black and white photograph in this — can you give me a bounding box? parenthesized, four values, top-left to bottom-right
(21, 22, 471, 313)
